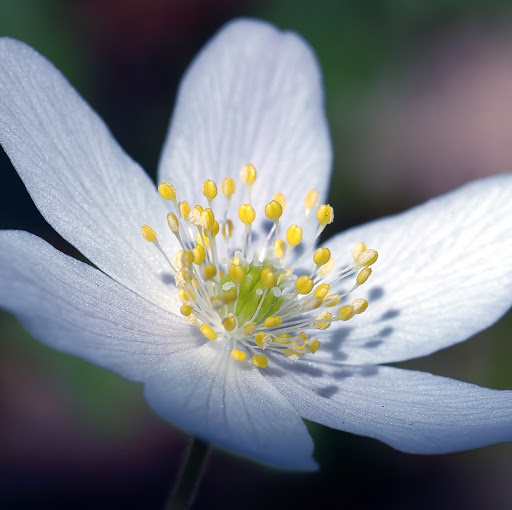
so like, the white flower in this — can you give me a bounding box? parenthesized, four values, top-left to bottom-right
(1, 19, 512, 471)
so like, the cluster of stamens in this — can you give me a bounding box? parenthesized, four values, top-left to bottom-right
(141, 164, 378, 368)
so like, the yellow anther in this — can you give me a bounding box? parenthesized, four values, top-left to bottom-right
(265, 200, 283, 221)
(196, 232, 210, 249)
(286, 225, 303, 246)
(211, 220, 220, 237)
(316, 204, 334, 225)
(295, 275, 314, 295)
(175, 268, 192, 287)
(201, 208, 215, 230)
(320, 256, 335, 275)
(264, 316, 282, 328)
(223, 288, 237, 304)
(338, 305, 355, 321)
(231, 349, 247, 362)
(314, 311, 332, 330)
(178, 289, 190, 302)
(304, 189, 319, 211)
(352, 242, 367, 262)
(179, 201, 191, 219)
(181, 250, 194, 268)
(277, 333, 292, 339)
(325, 292, 341, 307)
(158, 181, 177, 201)
(222, 315, 237, 331)
(244, 322, 257, 336)
(358, 249, 379, 267)
(222, 220, 233, 238)
(252, 354, 269, 368)
(352, 298, 368, 314)
(356, 267, 372, 285)
(238, 204, 256, 225)
(180, 304, 194, 316)
(273, 192, 286, 210)
(202, 179, 218, 201)
(313, 247, 331, 266)
(255, 332, 271, 349)
(275, 239, 286, 258)
(283, 348, 303, 360)
(261, 267, 276, 289)
(200, 324, 217, 340)
(192, 245, 206, 265)
(307, 338, 321, 354)
(221, 177, 236, 198)
(314, 283, 331, 299)
(140, 225, 157, 243)
(203, 263, 217, 280)
(167, 212, 180, 234)
(240, 163, 257, 186)
(228, 264, 246, 284)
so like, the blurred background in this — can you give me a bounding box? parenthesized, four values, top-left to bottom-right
(1, 0, 512, 508)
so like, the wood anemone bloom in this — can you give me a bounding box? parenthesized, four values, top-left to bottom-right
(1, 19, 512, 470)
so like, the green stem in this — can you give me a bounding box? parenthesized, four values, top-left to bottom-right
(164, 437, 211, 510)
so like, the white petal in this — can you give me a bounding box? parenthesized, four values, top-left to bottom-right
(270, 361, 512, 454)
(144, 341, 317, 470)
(158, 19, 332, 244)
(318, 175, 512, 364)
(0, 38, 177, 310)
(0, 231, 201, 381)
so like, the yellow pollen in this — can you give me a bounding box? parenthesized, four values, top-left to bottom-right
(261, 267, 276, 289)
(200, 324, 217, 340)
(316, 204, 334, 225)
(314, 311, 332, 329)
(338, 305, 355, 321)
(201, 208, 215, 230)
(158, 181, 177, 201)
(325, 292, 341, 307)
(295, 275, 314, 295)
(314, 283, 330, 299)
(286, 225, 303, 246)
(167, 213, 179, 234)
(352, 242, 367, 262)
(307, 339, 321, 354)
(244, 322, 257, 336)
(255, 332, 271, 349)
(202, 179, 218, 201)
(275, 239, 286, 258)
(221, 177, 236, 198)
(352, 298, 368, 314)
(273, 192, 286, 210)
(193, 245, 206, 265)
(180, 304, 194, 316)
(179, 201, 191, 219)
(228, 264, 246, 284)
(223, 289, 237, 304)
(358, 249, 379, 267)
(222, 315, 237, 331)
(313, 247, 331, 266)
(356, 267, 372, 285)
(178, 289, 190, 302)
(264, 316, 282, 328)
(304, 189, 319, 212)
(140, 225, 157, 243)
(238, 203, 256, 225)
(231, 349, 247, 361)
(265, 200, 283, 221)
(240, 163, 257, 186)
(203, 263, 217, 280)
(181, 250, 194, 268)
(252, 354, 269, 368)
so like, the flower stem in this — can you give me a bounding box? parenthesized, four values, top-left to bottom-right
(164, 437, 211, 510)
